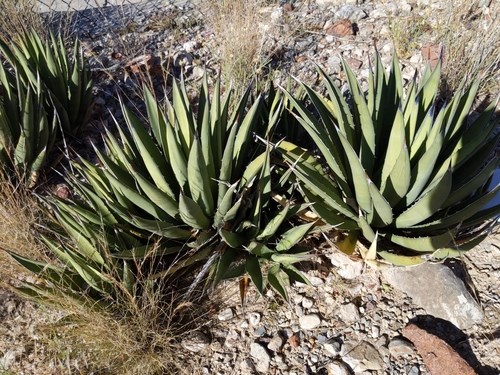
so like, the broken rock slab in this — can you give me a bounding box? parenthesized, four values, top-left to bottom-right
(382, 262, 482, 329)
(403, 324, 477, 375)
(341, 340, 384, 373)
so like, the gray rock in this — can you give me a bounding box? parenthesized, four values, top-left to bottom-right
(323, 339, 342, 356)
(388, 337, 415, 357)
(173, 51, 193, 68)
(268, 334, 284, 352)
(325, 360, 351, 375)
(382, 263, 483, 329)
(302, 297, 314, 309)
(218, 308, 234, 321)
(338, 303, 361, 323)
(335, 5, 367, 22)
(342, 341, 384, 372)
(181, 331, 209, 353)
(317, 0, 357, 5)
(408, 365, 420, 375)
(371, 325, 380, 338)
(248, 312, 261, 326)
(250, 343, 271, 373)
(309, 276, 325, 286)
(328, 251, 363, 279)
(299, 314, 322, 330)
(239, 358, 255, 374)
(191, 65, 205, 80)
(182, 40, 199, 53)
(254, 326, 267, 336)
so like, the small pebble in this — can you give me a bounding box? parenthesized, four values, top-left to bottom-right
(248, 312, 261, 326)
(218, 308, 234, 321)
(268, 335, 284, 352)
(302, 297, 314, 309)
(388, 337, 415, 357)
(299, 314, 321, 330)
(250, 343, 271, 373)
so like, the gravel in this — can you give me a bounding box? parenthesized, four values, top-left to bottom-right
(1, 0, 499, 374)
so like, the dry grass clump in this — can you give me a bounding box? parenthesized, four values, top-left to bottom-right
(0, 177, 52, 283)
(436, 0, 499, 98)
(201, 0, 267, 95)
(0, 0, 46, 43)
(389, 0, 499, 98)
(42, 282, 205, 375)
(0, 176, 208, 374)
(388, 14, 432, 60)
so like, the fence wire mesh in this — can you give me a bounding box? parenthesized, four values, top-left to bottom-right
(35, 0, 187, 38)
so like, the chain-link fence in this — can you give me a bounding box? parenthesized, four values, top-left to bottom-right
(36, 0, 191, 37)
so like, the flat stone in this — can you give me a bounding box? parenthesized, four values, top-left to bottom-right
(218, 307, 234, 321)
(181, 331, 209, 353)
(335, 5, 367, 22)
(338, 303, 361, 323)
(239, 358, 255, 375)
(327, 251, 363, 279)
(248, 312, 261, 326)
(403, 324, 476, 375)
(302, 297, 314, 309)
(342, 341, 384, 372)
(325, 360, 351, 375)
(388, 337, 415, 357)
(382, 263, 483, 329)
(323, 339, 342, 356)
(299, 314, 322, 330)
(268, 335, 285, 352)
(250, 343, 271, 373)
(325, 19, 354, 37)
(316, 0, 357, 5)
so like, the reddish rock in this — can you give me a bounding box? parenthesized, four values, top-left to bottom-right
(325, 19, 354, 37)
(55, 184, 71, 199)
(295, 55, 308, 63)
(345, 57, 363, 69)
(421, 44, 444, 68)
(282, 3, 294, 12)
(287, 333, 300, 348)
(402, 324, 476, 375)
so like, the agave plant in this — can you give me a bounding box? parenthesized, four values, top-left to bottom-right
(278, 54, 499, 264)
(7, 200, 143, 304)
(0, 61, 58, 184)
(11, 79, 314, 300)
(0, 30, 93, 136)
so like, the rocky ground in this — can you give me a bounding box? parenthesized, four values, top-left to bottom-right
(1, 0, 499, 374)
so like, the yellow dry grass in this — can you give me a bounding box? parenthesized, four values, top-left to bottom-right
(41, 282, 206, 375)
(0, 177, 52, 283)
(436, 0, 499, 98)
(390, 0, 499, 98)
(0, 0, 46, 43)
(201, 0, 266, 95)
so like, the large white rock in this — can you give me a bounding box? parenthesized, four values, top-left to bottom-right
(299, 314, 322, 330)
(250, 343, 271, 373)
(382, 262, 483, 329)
(327, 251, 364, 280)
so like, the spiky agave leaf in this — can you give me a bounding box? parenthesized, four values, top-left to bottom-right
(0, 61, 58, 184)
(41, 78, 313, 300)
(0, 30, 93, 136)
(279, 53, 499, 264)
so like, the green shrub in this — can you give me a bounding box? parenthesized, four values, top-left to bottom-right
(11, 79, 314, 301)
(0, 31, 93, 136)
(278, 54, 499, 265)
(0, 62, 58, 184)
